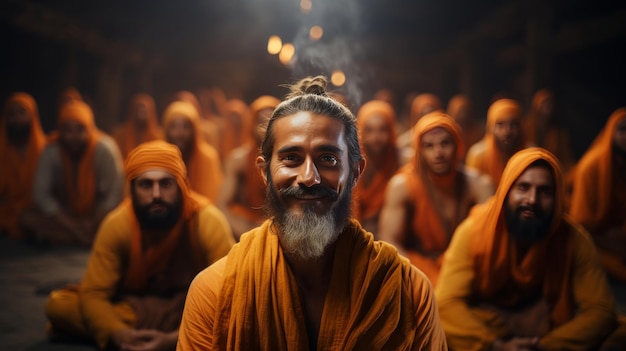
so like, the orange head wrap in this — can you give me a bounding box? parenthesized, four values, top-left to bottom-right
(446, 94, 471, 122)
(162, 101, 202, 145)
(410, 93, 442, 126)
(249, 95, 280, 142)
(471, 147, 574, 326)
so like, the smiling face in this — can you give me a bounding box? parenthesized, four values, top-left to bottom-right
(258, 111, 363, 259)
(504, 164, 555, 243)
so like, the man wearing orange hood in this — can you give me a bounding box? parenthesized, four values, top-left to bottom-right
(436, 148, 623, 351)
(466, 98, 526, 186)
(569, 108, 626, 283)
(22, 100, 124, 246)
(0, 93, 47, 239)
(396, 93, 443, 164)
(112, 93, 163, 159)
(353, 99, 401, 234)
(178, 76, 447, 350)
(217, 95, 281, 240)
(45, 140, 234, 350)
(163, 101, 223, 202)
(378, 112, 493, 286)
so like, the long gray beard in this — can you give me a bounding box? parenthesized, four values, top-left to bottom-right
(278, 209, 339, 260)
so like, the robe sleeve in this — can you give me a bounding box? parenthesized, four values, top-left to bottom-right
(409, 265, 448, 351)
(197, 205, 234, 264)
(435, 217, 499, 351)
(177, 257, 226, 351)
(539, 227, 617, 351)
(78, 207, 131, 349)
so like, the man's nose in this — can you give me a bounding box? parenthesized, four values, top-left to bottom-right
(297, 157, 321, 187)
(527, 189, 537, 205)
(152, 183, 162, 198)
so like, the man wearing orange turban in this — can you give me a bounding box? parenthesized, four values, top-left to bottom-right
(22, 100, 124, 246)
(217, 95, 281, 240)
(436, 147, 623, 351)
(379, 112, 494, 286)
(0, 93, 47, 239)
(569, 108, 626, 283)
(353, 99, 401, 234)
(178, 76, 447, 350)
(112, 93, 163, 159)
(45, 140, 234, 350)
(163, 101, 223, 202)
(466, 98, 527, 186)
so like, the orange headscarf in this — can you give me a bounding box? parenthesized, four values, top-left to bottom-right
(163, 101, 223, 202)
(472, 99, 524, 185)
(569, 108, 626, 230)
(122, 140, 208, 292)
(0, 93, 47, 237)
(402, 112, 465, 253)
(113, 93, 163, 158)
(49, 101, 102, 216)
(470, 147, 574, 326)
(220, 99, 252, 159)
(355, 100, 399, 220)
(409, 93, 443, 127)
(447, 94, 483, 152)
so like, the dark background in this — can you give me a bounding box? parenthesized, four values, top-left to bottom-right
(1, 0, 625, 158)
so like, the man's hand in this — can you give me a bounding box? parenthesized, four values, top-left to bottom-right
(115, 329, 177, 351)
(492, 337, 540, 351)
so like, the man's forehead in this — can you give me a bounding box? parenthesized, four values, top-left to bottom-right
(421, 126, 452, 140)
(135, 169, 176, 180)
(513, 165, 555, 185)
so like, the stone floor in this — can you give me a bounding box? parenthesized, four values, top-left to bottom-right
(1, 235, 625, 351)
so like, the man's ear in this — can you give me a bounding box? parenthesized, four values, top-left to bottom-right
(351, 158, 366, 188)
(256, 156, 268, 185)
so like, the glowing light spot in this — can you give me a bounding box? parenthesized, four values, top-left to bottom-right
(267, 35, 282, 55)
(300, 0, 312, 14)
(331, 70, 346, 87)
(279, 43, 295, 65)
(309, 26, 323, 41)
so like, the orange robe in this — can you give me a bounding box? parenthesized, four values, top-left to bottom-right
(354, 100, 399, 223)
(177, 219, 447, 350)
(163, 101, 224, 202)
(0, 93, 47, 238)
(569, 108, 626, 281)
(45, 140, 234, 349)
(446, 94, 484, 155)
(112, 93, 163, 159)
(466, 99, 525, 186)
(436, 148, 618, 351)
(400, 112, 468, 284)
(523, 89, 575, 173)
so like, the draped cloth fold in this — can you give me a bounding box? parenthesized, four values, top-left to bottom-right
(213, 219, 418, 351)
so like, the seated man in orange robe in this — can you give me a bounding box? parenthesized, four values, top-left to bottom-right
(217, 95, 280, 240)
(177, 76, 447, 350)
(569, 108, 626, 283)
(0, 93, 47, 239)
(524, 89, 575, 174)
(45, 140, 234, 350)
(112, 93, 163, 159)
(466, 98, 526, 186)
(22, 100, 124, 246)
(436, 148, 624, 351)
(353, 99, 401, 234)
(378, 112, 493, 286)
(163, 101, 223, 202)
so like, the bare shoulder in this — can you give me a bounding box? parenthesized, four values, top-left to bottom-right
(224, 145, 253, 173)
(385, 172, 412, 202)
(461, 167, 495, 203)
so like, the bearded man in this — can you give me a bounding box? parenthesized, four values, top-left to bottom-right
(177, 76, 447, 351)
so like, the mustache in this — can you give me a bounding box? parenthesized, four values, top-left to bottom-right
(516, 204, 544, 216)
(279, 185, 338, 201)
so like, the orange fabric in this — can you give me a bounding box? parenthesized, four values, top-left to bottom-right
(220, 99, 252, 159)
(355, 100, 399, 220)
(122, 140, 208, 292)
(213, 219, 421, 350)
(524, 89, 574, 172)
(447, 94, 483, 152)
(403, 112, 465, 255)
(0, 93, 47, 237)
(49, 101, 103, 216)
(569, 108, 626, 232)
(410, 93, 443, 126)
(163, 101, 223, 202)
(467, 99, 524, 185)
(112, 94, 163, 159)
(249, 95, 281, 141)
(470, 148, 574, 327)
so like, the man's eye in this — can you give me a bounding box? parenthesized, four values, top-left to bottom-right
(161, 179, 175, 188)
(138, 181, 152, 188)
(321, 155, 338, 165)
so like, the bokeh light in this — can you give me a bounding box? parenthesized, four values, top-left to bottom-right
(309, 26, 323, 41)
(331, 70, 346, 86)
(279, 43, 295, 64)
(300, 0, 312, 14)
(267, 35, 282, 55)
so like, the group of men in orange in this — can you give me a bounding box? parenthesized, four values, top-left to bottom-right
(1, 79, 625, 350)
